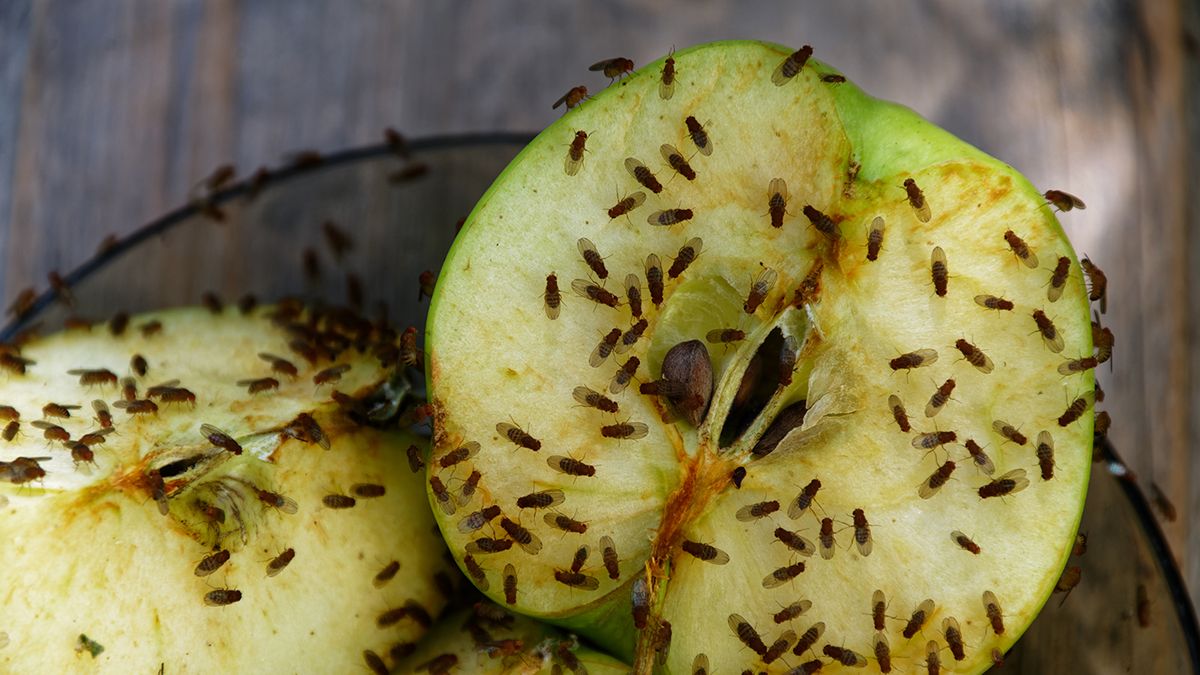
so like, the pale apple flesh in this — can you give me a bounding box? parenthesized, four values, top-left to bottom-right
(426, 41, 1095, 673)
(0, 306, 453, 673)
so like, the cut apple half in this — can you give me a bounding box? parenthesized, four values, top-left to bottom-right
(426, 40, 1096, 673)
(0, 305, 453, 672)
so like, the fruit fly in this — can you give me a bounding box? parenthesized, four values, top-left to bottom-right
(735, 500, 781, 522)
(975, 294, 1015, 311)
(684, 116, 713, 156)
(69, 368, 118, 388)
(598, 535, 620, 579)
(660, 48, 676, 99)
(924, 641, 942, 675)
(822, 73, 846, 83)
(668, 238, 703, 279)
(2, 420, 17, 442)
(322, 494, 356, 509)
(706, 328, 745, 345)
(762, 630, 795, 664)
(554, 569, 600, 590)
(438, 441, 480, 469)
(5, 287, 35, 319)
(572, 279, 620, 308)
(200, 423, 241, 455)
(495, 420, 541, 451)
(744, 268, 778, 314)
(69, 441, 96, 466)
(1057, 393, 1093, 427)
(573, 385, 619, 413)
(544, 512, 588, 534)
(237, 377, 279, 394)
(1044, 189, 1086, 212)
(577, 238, 608, 279)
(1054, 565, 1082, 605)
(817, 517, 836, 559)
(951, 530, 981, 555)
(564, 130, 588, 176)
(647, 207, 694, 227)
(982, 590, 1005, 634)
(903, 178, 932, 223)
(866, 216, 885, 261)
(1080, 256, 1107, 312)
(544, 273, 562, 320)
(788, 479, 822, 519)
(779, 335, 799, 386)
(1032, 309, 1065, 352)
(625, 157, 663, 194)
(890, 348, 938, 371)
(204, 589, 242, 606)
(282, 413, 329, 449)
(1036, 430, 1056, 480)
(901, 598, 935, 638)
(616, 318, 648, 353)
(42, 402, 80, 419)
(622, 274, 643, 319)
(851, 508, 872, 556)
(938, 617, 966, 661)
(993, 420, 1028, 445)
(978, 469, 1030, 499)
(871, 590, 888, 630)
(568, 546, 590, 573)
(772, 45, 813, 85)
(888, 395, 912, 432)
(607, 190, 646, 220)
(31, 420, 69, 442)
(802, 205, 838, 240)
(925, 379, 955, 417)
(1058, 355, 1098, 375)
(552, 85, 588, 111)
(912, 431, 956, 450)
(258, 352, 298, 378)
(589, 329, 622, 368)
(0, 405, 16, 421)
(589, 56, 633, 80)
(429, 476, 456, 515)
(964, 439, 995, 475)
(681, 540, 730, 564)
(601, 420, 648, 440)
(823, 644, 867, 668)
(774, 599, 812, 625)
(255, 488, 298, 514)
(548, 454, 596, 477)
(930, 246, 949, 297)
(954, 338, 994, 374)
(919, 460, 957, 499)
(728, 614, 769, 655)
(645, 253, 665, 305)
(873, 632, 892, 673)
(313, 363, 351, 387)
(405, 444, 425, 473)
(352, 483, 386, 499)
(774, 527, 815, 556)
(631, 577, 650, 629)
(78, 429, 112, 447)
(1003, 230, 1039, 268)
(1047, 256, 1071, 302)
(503, 563, 517, 604)
(792, 622, 825, 657)
(500, 517, 542, 555)
(458, 505, 502, 533)
(660, 144, 696, 181)
(194, 549, 231, 577)
(609, 356, 639, 394)
(417, 269, 436, 303)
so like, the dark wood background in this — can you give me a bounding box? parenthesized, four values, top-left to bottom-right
(2, 0, 1198, 644)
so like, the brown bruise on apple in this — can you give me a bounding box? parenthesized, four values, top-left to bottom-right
(0, 306, 455, 673)
(427, 41, 1094, 674)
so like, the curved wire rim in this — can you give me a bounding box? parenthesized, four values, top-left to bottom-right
(1, 133, 1196, 668)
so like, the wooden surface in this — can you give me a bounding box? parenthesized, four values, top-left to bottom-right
(1, 0, 1198, 657)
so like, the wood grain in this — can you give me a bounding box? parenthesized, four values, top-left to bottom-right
(1, 0, 1197, 664)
